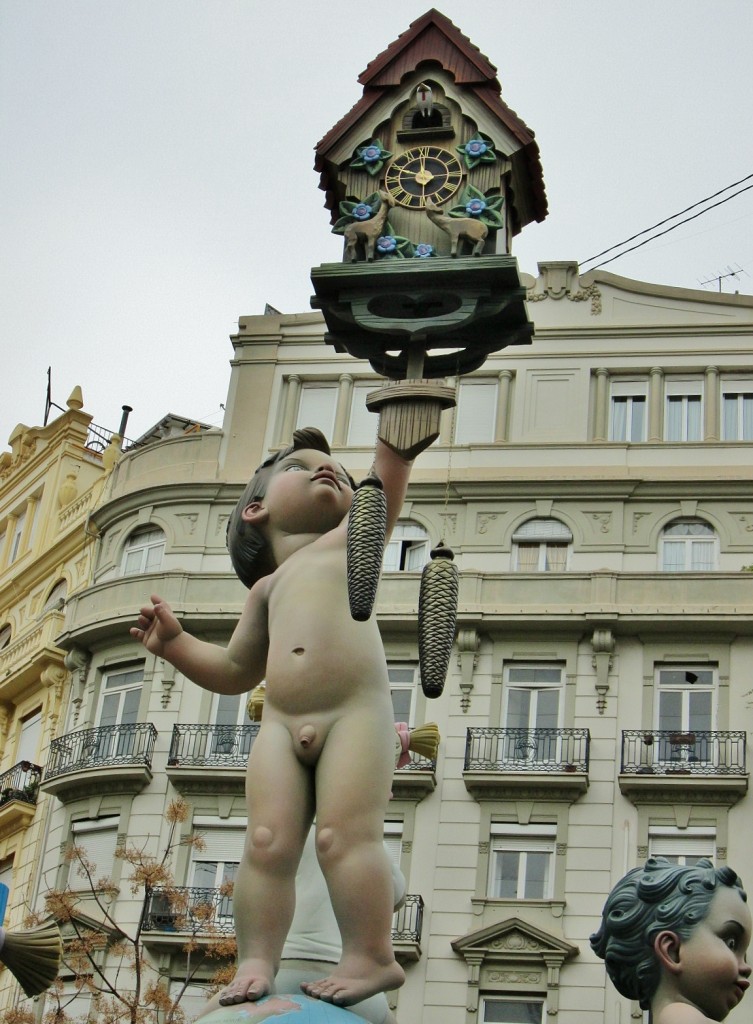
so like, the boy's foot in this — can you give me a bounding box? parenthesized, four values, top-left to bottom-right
(218, 959, 276, 1005)
(300, 959, 405, 1006)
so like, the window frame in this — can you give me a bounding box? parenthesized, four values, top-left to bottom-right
(664, 379, 703, 442)
(609, 379, 648, 442)
(721, 380, 753, 440)
(512, 519, 572, 573)
(121, 526, 166, 576)
(388, 663, 419, 726)
(295, 383, 338, 438)
(383, 521, 430, 573)
(659, 519, 717, 572)
(487, 824, 556, 901)
(455, 379, 498, 444)
(480, 997, 545, 1024)
(648, 827, 716, 865)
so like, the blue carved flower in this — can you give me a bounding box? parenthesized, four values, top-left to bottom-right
(352, 203, 373, 221)
(465, 198, 487, 216)
(465, 139, 488, 158)
(376, 235, 398, 254)
(457, 133, 497, 169)
(414, 243, 435, 258)
(360, 145, 382, 164)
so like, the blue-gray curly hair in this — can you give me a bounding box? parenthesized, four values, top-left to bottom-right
(590, 856, 746, 1010)
(226, 427, 355, 588)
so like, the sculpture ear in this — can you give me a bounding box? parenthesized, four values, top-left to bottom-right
(241, 502, 269, 526)
(654, 930, 682, 974)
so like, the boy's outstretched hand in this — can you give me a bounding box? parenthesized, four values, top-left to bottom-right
(130, 595, 183, 657)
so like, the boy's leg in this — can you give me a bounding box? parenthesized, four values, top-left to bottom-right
(219, 720, 314, 1005)
(301, 709, 405, 1006)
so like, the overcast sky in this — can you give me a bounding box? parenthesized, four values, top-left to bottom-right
(2, 0, 752, 448)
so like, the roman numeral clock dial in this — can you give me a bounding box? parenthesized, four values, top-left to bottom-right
(384, 146, 464, 208)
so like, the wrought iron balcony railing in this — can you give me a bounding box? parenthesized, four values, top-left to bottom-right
(464, 728, 590, 773)
(143, 886, 235, 934)
(143, 886, 424, 945)
(621, 730, 747, 776)
(168, 724, 260, 768)
(44, 723, 158, 780)
(0, 761, 42, 807)
(392, 894, 424, 944)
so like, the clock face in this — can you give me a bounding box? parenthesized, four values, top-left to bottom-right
(384, 146, 464, 209)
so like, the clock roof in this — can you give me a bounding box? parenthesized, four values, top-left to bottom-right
(315, 8, 547, 230)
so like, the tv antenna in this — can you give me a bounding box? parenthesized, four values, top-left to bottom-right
(699, 264, 748, 292)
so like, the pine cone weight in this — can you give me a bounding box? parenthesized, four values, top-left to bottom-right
(419, 545, 459, 698)
(347, 475, 387, 621)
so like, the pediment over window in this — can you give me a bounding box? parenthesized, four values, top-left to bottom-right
(452, 918, 578, 1015)
(453, 916, 577, 962)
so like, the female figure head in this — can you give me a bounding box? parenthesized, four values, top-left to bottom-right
(591, 857, 750, 1021)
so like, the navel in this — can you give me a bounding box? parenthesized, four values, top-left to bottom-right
(292, 647, 305, 656)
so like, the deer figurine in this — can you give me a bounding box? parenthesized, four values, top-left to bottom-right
(425, 198, 488, 257)
(344, 190, 396, 262)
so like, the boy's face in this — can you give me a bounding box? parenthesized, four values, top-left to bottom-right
(245, 448, 354, 536)
(672, 886, 752, 1020)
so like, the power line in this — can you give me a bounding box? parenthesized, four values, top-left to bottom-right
(580, 181, 753, 272)
(579, 172, 753, 269)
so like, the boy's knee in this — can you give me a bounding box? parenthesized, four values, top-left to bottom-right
(247, 825, 297, 872)
(315, 825, 336, 859)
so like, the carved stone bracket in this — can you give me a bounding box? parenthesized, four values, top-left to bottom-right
(64, 645, 91, 713)
(160, 661, 176, 709)
(456, 628, 480, 713)
(591, 629, 614, 715)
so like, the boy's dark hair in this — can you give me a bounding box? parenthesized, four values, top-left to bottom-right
(227, 427, 355, 588)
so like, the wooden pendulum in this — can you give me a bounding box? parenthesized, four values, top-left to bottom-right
(419, 544, 459, 698)
(346, 474, 388, 621)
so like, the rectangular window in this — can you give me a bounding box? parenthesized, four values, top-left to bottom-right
(721, 383, 753, 440)
(347, 383, 378, 446)
(71, 817, 119, 883)
(503, 665, 562, 762)
(388, 664, 418, 726)
(649, 828, 716, 865)
(488, 825, 555, 900)
(455, 380, 497, 443)
(95, 664, 144, 759)
(656, 666, 715, 765)
(190, 817, 246, 925)
(665, 380, 703, 441)
(610, 381, 647, 442)
(16, 709, 42, 764)
(383, 821, 403, 865)
(296, 385, 337, 438)
(9, 511, 26, 563)
(482, 999, 544, 1024)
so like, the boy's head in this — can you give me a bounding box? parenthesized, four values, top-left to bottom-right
(590, 856, 747, 1010)
(227, 427, 356, 588)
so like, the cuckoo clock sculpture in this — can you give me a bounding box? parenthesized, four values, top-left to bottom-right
(311, 9, 547, 694)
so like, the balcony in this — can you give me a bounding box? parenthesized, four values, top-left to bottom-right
(40, 723, 158, 802)
(0, 610, 65, 701)
(142, 886, 424, 962)
(392, 893, 424, 963)
(166, 723, 437, 799)
(463, 728, 590, 801)
(166, 723, 259, 795)
(0, 761, 42, 838)
(619, 730, 748, 804)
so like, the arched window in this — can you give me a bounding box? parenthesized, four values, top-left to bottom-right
(383, 522, 430, 572)
(121, 527, 166, 576)
(660, 519, 717, 571)
(512, 519, 572, 572)
(43, 579, 68, 612)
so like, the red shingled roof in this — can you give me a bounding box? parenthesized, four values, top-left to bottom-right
(315, 8, 547, 228)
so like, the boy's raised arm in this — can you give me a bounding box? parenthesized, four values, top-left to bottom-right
(372, 439, 413, 538)
(131, 586, 268, 695)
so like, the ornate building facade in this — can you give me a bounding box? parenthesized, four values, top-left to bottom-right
(0, 389, 112, 1008)
(18, 264, 753, 1024)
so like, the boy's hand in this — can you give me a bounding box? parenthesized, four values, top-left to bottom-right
(130, 594, 183, 656)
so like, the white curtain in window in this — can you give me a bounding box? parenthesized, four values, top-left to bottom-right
(546, 545, 567, 571)
(296, 386, 337, 437)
